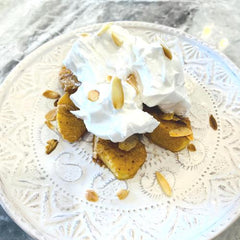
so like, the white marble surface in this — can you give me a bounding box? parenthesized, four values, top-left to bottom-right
(0, 0, 240, 239)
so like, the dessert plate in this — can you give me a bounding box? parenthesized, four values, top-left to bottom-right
(1, 21, 240, 240)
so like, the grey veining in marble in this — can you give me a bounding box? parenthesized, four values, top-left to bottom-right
(0, 0, 240, 239)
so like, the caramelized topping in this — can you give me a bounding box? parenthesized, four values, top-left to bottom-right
(59, 66, 79, 94)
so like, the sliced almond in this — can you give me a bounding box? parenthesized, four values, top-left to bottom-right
(45, 109, 57, 121)
(111, 32, 123, 47)
(156, 171, 172, 197)
(45, 120, 55, 130)
(116, 189, 129, 200)
(169, 127, 192, 137)
(187, 143, 196, 152)
(97, 23, 112, 36)
(85, 190, 99, 202)
(118, 135, 139, 151)
(112, 77, 124, 109)
(161, 44, 172, 60)
(126, 74, 139, 94)
(54, 99, 59, 107)
(187, 134, 194, 141)
(209, 114, 217, 130)
(106, 75, 112, 82)
(88, 90, 100, 102)
(45, 139, 58, 154)
(42, 90, 61, 99)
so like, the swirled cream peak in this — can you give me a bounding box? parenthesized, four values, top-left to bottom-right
(63, 24, 190, 142)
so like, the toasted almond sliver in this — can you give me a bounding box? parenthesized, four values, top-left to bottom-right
(169, 127, 193, 137)
(209, 114, 218, 130)
(107, 75, 112, 82)
(45, 109, 57, 121)
(45, 120, 55, 130)
(97, 23, 112, 36)
(161, 44, 172, 60)
(54, 99, 59, 107)
(81, 33, 89, 37)
(88, 90, 100, 102)
(187, 134, 194, 141)
(112, 77, 124, 109)
(42, 90, 61, 99)
(85, 190, 99, 202)
(45, 139, 58, 154)
(111, 32, 123, 47)
(187, 143, 196, 152)
(116, 189, 129, 200)
(156, 172, 172, 197)
(118, 135, 139, 151)
(126, 74, 139, 94)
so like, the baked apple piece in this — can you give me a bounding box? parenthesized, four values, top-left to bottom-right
(144, 106, 192, 152)
(93, 136, 147, 180)
(57, 92, 86, 142)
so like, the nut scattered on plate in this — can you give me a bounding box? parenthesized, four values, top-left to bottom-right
(42, 90, 61, 99)
(85, 190, 99, 202)
(161, 44, 172, 60)
(156, 171, 172, 197)
(209, 114, 217, 130)
(45, 120, 55, 130)
(116, 189, 129, 200)
(187, 143, 196, 152)
(45, 108, 57, 121)
(45, 139, 58, 154)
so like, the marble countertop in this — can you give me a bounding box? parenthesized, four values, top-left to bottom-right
(0, 0, 240, 239)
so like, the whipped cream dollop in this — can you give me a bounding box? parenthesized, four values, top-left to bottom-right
(63, 24, 190, 142)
